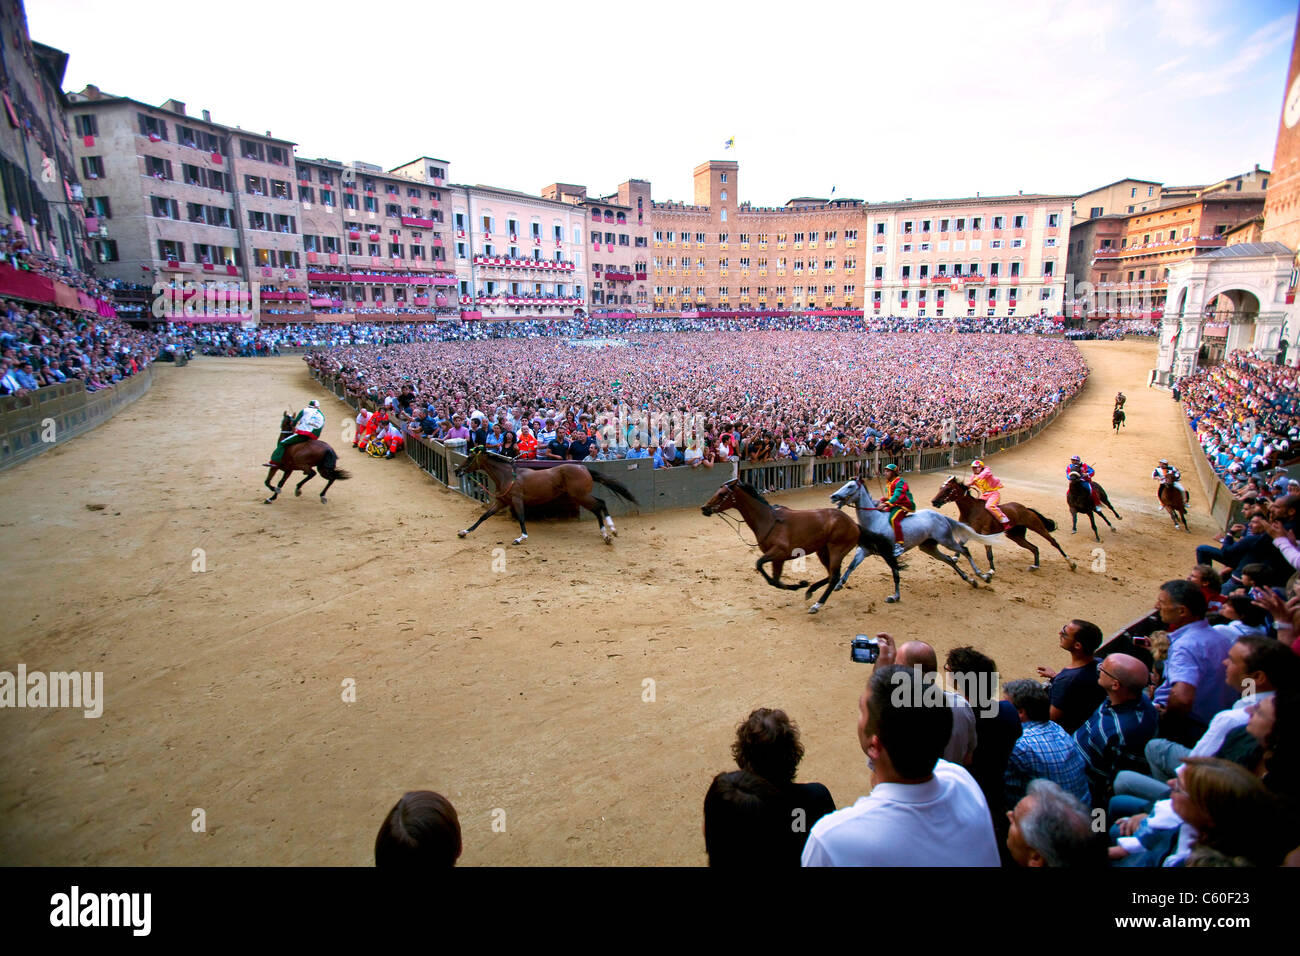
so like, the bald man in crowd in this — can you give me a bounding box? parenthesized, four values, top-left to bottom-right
(1073, 653, 1159, 808)
(873, 634, 977, 767)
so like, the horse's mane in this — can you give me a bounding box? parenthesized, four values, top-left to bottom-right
(736, 480, 770, 505)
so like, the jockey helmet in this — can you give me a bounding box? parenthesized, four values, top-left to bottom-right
(971, 459, 985, 469)
(308, 400, 320, 408)
(1159, 459, 1169, 465)
(884, 463, 899, 472)
(1071, 455, 1081, 462)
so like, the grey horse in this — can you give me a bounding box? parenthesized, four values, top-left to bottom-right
(829, 476, 1000, 602)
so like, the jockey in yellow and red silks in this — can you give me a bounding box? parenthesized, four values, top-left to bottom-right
(966, 459, 1012, 527)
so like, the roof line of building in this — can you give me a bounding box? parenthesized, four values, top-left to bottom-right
(67, 87, 298, 146)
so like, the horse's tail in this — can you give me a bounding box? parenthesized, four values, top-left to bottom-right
(589, 470, 637, 505)
(1028, 508, 1056, 531)
(319, 447, 351, 482)
(950, 519, 1004, 546)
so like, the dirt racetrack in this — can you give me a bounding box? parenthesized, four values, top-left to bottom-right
(0, 338, 1206, 865)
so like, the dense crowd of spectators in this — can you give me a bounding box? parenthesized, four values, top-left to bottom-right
(1066, 319, 1160, 341)
(0, 299, 173, 395)
(1181, 351, 1300, 489)
(308, 331, 1087, 461)
(376, 497, 1300, 866)
(0, 224, 125, 300)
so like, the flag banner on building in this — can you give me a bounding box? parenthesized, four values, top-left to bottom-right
(724, 137, 735, 150)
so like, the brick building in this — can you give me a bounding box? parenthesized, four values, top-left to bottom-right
(0, 1, 90, 276)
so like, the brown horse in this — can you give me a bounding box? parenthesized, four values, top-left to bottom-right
(932, 476, 1076, 572)
(453, 445, 637, 544)
(1158, 479, 1190, 532)
(702, 478, 896, 614)
(1067, 473, 1121, 541)
(1112, 407, 1126, 433)
(264, 411, 350, 504)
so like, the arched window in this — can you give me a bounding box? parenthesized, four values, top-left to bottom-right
(721, 209, 727, 222)
(720, 190, 728, 201)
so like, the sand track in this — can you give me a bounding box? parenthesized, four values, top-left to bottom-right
(0, 339, 1202, 865)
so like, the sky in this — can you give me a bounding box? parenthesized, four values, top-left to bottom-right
(25, 0, 1300, 206)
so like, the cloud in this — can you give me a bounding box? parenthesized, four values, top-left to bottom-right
(1155, 0, 1221, 48)
(1161, 14, 1293, 97)
(1155, 54, 1191, 73)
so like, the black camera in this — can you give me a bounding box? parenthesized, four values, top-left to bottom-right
(850, 634, 879, 664)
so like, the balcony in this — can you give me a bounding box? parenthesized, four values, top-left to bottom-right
(605, 270, 633, 282)
(475, 294, 584, 306)
(401, 216, 435, 229)
(472, 254, 574, 272)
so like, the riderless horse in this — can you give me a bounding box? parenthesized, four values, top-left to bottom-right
(1066, 471, 1122, 541)
(932, 476, 1076, 572)
(263, 411, 350, 504)
(828, 474, 998, 603)
(454, 445, 637, 544)
(702, 478, 893, 614)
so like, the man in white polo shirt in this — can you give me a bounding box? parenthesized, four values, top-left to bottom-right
(801, 664, 1000, 867)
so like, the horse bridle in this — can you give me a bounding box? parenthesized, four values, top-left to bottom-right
(708, 479, 760, 547)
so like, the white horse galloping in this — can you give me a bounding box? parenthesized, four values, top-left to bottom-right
(829, 475, 1001, 603)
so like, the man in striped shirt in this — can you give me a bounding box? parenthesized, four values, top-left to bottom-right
(1002, 679, 1091, 808)
(1072, 654, 1158, 808)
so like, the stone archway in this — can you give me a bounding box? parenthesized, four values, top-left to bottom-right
(1205, 287, 1261, 358)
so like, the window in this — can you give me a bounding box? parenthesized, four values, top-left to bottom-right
(1089, 206, 1104, 218)
(150, 196, 178, 219)
(145, 157, 172, 180)
(86, 196, 110, 218)
(875, 223, 886, 235)
(75, 114, 98, 137)
(1047, 213, 1059, 227)
(1013, 215, 1025, 228)
(992, 216, 1004, 229)
(157, 239, 184, 262)
(240, 139, 265, 162)
(91, 238, 118, 262)
(720, 209, 727, 222)
(1130, 187, 1137, 198)
(138, 113, 168, 140)
(720, 172, 727, 183)
(720, 190, 727, 201)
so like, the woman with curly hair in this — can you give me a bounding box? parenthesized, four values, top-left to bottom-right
(728, 707, 836, 864)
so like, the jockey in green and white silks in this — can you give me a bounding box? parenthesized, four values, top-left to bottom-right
(270, 399, 325, 464)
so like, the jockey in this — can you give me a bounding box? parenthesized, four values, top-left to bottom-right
(875, 462, 915, 557)
(1066, 455, 1102, 507)
(967, 459, 1012, 527)
(1152, 459, 1187, 500)
(268, 399, 325, 466)
(1115, 391, 1126, 408)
